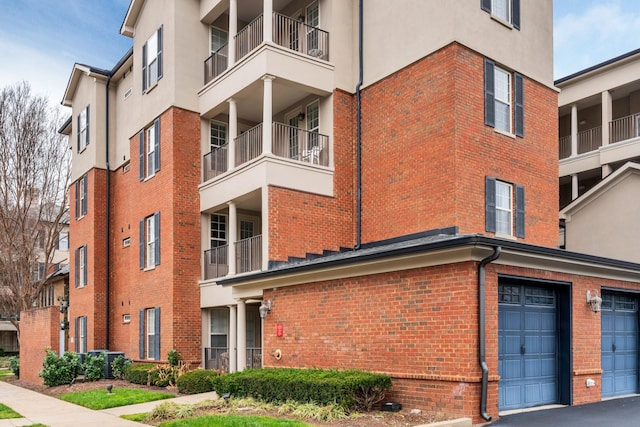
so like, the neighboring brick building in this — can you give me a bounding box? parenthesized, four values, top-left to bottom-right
(45, 0, 640, 424)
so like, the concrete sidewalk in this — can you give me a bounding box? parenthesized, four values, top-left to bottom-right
(0, 381, 217, 427)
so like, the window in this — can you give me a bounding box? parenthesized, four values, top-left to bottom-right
(210, 308, 228, 348)
(57, 231, 69, 251)
(142, 26, 163, 91)
(484, 59, 524, 137)
(210, 214, 227, 248)
(139, 307, 160, 360)
(210, 27, 228, 53)
(139, 212, 160, 269)
(77, 105, 89, 152)
(306, 1, 320, 53)
(307, 100, 320, 148)
(75, 316, 87, 353)
(75, 174, 88, 219)
(123, 314, 131, 324)
(139, 118, 160, 180)
(123, 237, 131, 247)
(485, 177, 525, 238)
(74, 245, 87, 288)
(210, 121, 227, 150)
(31, 262, 45, 282)
(240, 220, 254, 240)
(481, 0, 520, 29)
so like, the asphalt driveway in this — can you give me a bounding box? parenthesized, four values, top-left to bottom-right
(490, 395, 640, 427)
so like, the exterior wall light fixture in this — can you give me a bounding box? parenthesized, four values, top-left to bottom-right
(259, 300, 272, 318)
(586, 290, 602, 312)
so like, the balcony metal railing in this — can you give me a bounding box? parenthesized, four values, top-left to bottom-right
(559, 135, 571, 159)
(246, 347, 262, 369)
(204, 43, 229, 85)
(273, 13, 329, 61)
(204, 347, 229, 372)
(236, 235, 262, 274)
(236, 15, 264, 61)
(610, 113, 640, 144)
(204, 245, 228, 280)
(577, 126, 602, 154)
(203, 144, 229, 181)
(273, 122, 329, 166)
(235, 124, 263, 165)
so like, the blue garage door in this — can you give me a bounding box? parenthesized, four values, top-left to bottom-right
(601, 293, 638, 398)
(499, 285, 558, 411)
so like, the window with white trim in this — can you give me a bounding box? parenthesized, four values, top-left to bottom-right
(75, 245, 87, 288)
(57, 231, 69, 251)
(140, 212, 160, 269)
(484, 59, 524, 137)
(142, 26, 163, 92)
(306, 100, 320, 148)
(210, 308, 228, 348)
(485, 177, 525, 238)
(77, 106, 89, 152)
(494, 67, 511, 133)
(210, 214, 227, 248)
(495, 181, 512, 235)
(481, 0, 520, 29)
(139, 307, 160, 360)
(139, 118, 160, 180)
(75, 174, 88, 219)
(210, 121, 227, 150)
(210, 27, 228, 53)
(76, 316, 87, 353)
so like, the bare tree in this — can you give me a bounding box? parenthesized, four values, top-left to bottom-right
(0, 82, 70, 343)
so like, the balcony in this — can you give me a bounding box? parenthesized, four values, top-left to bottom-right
(204, 12, 329, 85)
(204, 235, 263, 280)
(202, 122, 329, 182)
(610, 113, 640, 144)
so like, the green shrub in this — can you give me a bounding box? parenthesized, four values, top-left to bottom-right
(0, 348, 5, 357)
(124, 363, 156, 385)
(211, 368, 391, 411)
(167, 349, 181, 367)
(176, 369, 218, 394)
(83, 352, 105, 381)
(111, 355, 132, 380)
(8, 356, 19, 377)
(39, 349, 81, 386)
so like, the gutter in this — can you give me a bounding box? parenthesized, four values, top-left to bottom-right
(354, 0, 363, 250)
(478, 245, 501, 422)
(105, 75, 111, 348)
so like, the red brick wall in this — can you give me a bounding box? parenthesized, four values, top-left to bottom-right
(268, 90, 356, 261)
(19, 307, 60, 385)
(359, 43, 558, 247)
(69, 168, 108, 351)
(108, 106, 201, 362)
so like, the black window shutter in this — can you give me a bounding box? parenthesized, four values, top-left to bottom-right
(154, 118, 160, 173)
(82, 246, 87, 286)
(81, 317, 87, 351)
(74, 248, 79, 288)
(154, 307, 161, 359)
(86, 105, 90, 146)
(485, 176, 497, 233)
(514, 73, 524, 137)
(82, 175, 88, 216)
(484, 59, 495, 127)
(139, 130, 145, 181)
(154, 212, 160, 265)
(481, 0, 491, 13)
(75, 180, 79, 219)
(512, 0, 521, 29)
(139, 309, 145, 359)
(74, 317, 79, 352)
(139, 219, 145, 270)
(142, 42, 148, 91)
(157, 26, 163, 80)
(515, 184, 525, 238)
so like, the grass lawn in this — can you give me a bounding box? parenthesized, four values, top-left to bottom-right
(0, 370, 14, 380)
(60, 388, 175, 410)
(158, 415, 311, 426)
(0, 402, 22, 419)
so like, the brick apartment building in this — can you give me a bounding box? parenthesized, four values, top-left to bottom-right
(17, 0, 640, 423)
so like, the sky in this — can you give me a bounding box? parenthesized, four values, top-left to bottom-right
(0, 0, 639, 107)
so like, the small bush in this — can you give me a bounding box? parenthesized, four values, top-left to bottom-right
(148, 362, 190, 387)
(8, 356, 19, 377)
(83, 352, 105, 381)
(176, 369, 218, 394)
(167, 349, 181, 367)
(124, 363, 156, 385)
(111, 355, 132, 380)
(211, 368, 391, 411)
(39, 349, 81, 386)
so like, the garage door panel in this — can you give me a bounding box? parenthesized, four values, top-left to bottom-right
(501, 360, 521, 379)
(540, 335, 556, 354)
(500, 311, 521, 330)
(502, 336, 521, 355)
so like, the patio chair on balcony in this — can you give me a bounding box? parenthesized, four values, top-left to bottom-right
(301, 146, 322, 164)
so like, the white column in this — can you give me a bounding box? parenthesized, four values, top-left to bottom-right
(228, 201, 237, 276)
(229, 0, 237, 66)
(263, 0, 273, 43)
(601, 90, 612, 147)
(201, 214, 208, 280)
(261, 186, 269, 271)
(570, 104, 578, 157)
(237, 300, 246, 371)
(201, 310, 209, 368)
(602, 165, 613, 178)
(228, 305, 237, 373)
(571, 174, 579, 201)
(228, 98, 237, 170)
(262, 75, 275, 155)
